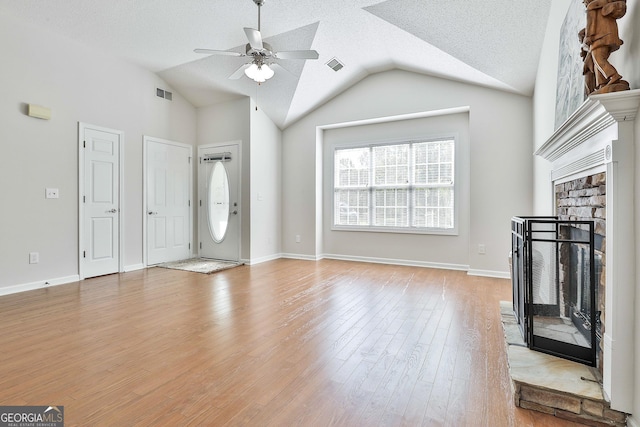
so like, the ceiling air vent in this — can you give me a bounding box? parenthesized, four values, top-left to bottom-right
(326, 57, 344, 72)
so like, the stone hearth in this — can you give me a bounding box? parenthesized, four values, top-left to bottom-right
(501, 301, 627, 426)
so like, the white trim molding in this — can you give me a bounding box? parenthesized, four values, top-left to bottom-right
(280, 253, 324, 262)
(536, 89, 640, 162)
(245, 254, 282, 265)
(467, 269, 510, 279)
(124, 264, 145, 272)
(322, 253, 469, 271)
(0, 275, 80, 297)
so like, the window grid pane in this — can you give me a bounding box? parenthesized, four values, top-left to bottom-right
(374, 189, 408, 227)
(335, 147, 370, 187)
(414, 140, 454, 185)
(335, 189, 370, 226)
(373, 145, 409, 186)
(334, 139, 455, 230)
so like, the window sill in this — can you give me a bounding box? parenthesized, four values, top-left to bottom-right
(331, 225, 458, 236)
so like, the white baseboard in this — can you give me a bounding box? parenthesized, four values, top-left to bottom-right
(281, 253, 324, 261)
(628, 415, 638, 427)
(322, 253, 469, 271)
(245, 254, 282, 265)
(467, 269, 510, 279)
(0, 275, 80, 297)
(124, 263, 145, 272)
(157, 252, 509, 279)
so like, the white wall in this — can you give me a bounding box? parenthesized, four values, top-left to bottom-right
(249, 99, 282, 263)
(533, 1, 640, 423)
(282, 70, 533, 275)
(533, 0, 572, 215)
(0, 13, 196, 291)
(322, 112, 470, 269)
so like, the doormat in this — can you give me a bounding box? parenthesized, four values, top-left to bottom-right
(156, 258, 242, 274)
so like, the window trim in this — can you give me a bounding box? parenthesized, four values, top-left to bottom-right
(331, 135, 459, 236)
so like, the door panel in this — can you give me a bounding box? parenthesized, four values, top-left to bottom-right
(198, 144, 240, 262)
(146, 138, 192, 265)
(82, 126, 121, 278)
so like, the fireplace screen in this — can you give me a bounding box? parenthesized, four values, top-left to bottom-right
(511, 217, 599, 367)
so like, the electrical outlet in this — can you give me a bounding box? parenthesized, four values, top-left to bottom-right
(295, 235, 301, 243)
(29, 252, 39, 264)
(478, 244, 486, 255)
(45, 188, 59, 199)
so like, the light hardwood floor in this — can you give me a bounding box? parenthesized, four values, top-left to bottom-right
(0, 259, 585, 426)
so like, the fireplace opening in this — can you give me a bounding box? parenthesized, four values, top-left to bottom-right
(511, 217, 600, 367)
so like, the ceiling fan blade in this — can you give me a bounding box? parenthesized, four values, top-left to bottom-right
(244, 27, 263, 50)
(194, 48, 244, 57)
(275, 50, 319, 60)
(229, 63, 252, 80)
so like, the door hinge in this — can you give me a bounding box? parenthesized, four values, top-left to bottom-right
(83, 140, 86, 148)
(188, 243, 191, 250)
(83, 251, 86, 258)
(199, 200, 202, 207)
(188, 157, 191, 164)
(188, 200, 191, 207)
(200, 242, 202, 249)
(199, 157, 202, 164)
(83, 196, 86, 203)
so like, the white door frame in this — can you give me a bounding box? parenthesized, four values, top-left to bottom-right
(198, 141, 242, 261)
(143, 135, 194, 266)
(78, 122, 124, 280)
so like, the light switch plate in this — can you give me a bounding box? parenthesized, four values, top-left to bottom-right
(46, 188, 59, 199)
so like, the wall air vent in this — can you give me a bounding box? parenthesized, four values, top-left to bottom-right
(326, 58, 344, 72)
(156, 88, 173, 101)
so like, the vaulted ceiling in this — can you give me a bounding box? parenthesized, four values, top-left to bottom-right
(0, 0, 552, 128)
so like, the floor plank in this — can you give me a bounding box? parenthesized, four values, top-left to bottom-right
(0, 259, 586, 426)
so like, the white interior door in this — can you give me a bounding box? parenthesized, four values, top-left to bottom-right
(145, 137, 192, 265)
(80, 124, 122, 279)
(198, 143, 240, 261)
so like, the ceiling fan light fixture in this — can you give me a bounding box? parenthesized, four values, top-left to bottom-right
(245, 63, 274, 82)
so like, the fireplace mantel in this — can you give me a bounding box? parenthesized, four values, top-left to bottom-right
(536, 89, 640, 162)
(535, 89, 640, 413)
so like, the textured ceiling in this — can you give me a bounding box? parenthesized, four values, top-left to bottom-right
(0, 0, 552, 129)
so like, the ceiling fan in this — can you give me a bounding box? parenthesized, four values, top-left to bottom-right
(194, 0, 319, 83)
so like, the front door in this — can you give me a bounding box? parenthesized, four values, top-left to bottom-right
(80, 124, 122, 279)
(198, 143, 240, 261)
(145, 137, 192, 265)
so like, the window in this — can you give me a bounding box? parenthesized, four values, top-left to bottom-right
(333, 138, 455, 232)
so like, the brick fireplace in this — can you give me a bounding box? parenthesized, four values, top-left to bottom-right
(535, 89, 640, 414)
(556, 172, 605, 371)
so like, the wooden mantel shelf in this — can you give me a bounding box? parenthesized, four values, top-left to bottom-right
(536, 89, 640, 162)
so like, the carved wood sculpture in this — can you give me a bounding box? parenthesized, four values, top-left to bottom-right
(581, 0, 630, 95)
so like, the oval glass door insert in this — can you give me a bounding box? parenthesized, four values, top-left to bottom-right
(208, 161, 230, 243)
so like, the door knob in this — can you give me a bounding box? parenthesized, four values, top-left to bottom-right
(148, 211, 158, 215)
(232, 210, 238, 215)
(107, 209, 117, 213)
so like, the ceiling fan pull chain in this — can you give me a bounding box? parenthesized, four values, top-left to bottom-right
(256, 82, 260, 111)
